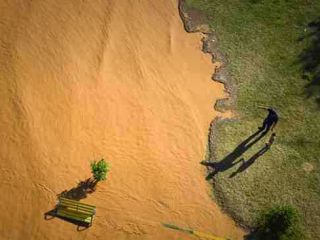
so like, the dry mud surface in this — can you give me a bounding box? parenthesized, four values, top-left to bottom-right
(0, 1, 244, 239)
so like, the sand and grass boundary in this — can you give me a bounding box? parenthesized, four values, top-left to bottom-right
(179, 0, 246, 229)
(179, 1, 320, 239)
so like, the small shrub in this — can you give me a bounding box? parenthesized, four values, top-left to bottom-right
(256, 205, 302, 240)
(90, 159, 110, 182)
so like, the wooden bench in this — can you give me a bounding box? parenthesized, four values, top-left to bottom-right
(56, 197, 96, 226)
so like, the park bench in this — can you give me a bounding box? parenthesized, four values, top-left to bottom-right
(56, 197, 96, 226)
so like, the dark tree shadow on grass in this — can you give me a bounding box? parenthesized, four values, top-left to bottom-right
(299, 17, 320, 106)
(202, 129, 267, 179)
(243, 231, 260, 240)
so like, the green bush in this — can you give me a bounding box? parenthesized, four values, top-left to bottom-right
(90, 159, 110, 182)
(257, 205, 302, 240)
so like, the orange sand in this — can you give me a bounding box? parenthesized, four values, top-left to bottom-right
(0, 0, 244, 239)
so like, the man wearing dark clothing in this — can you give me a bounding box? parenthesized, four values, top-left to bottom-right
(259, 107, 279, 132)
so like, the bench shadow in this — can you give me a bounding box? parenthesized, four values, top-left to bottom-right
(44, 210, 90, 231)
(44, 178, 97, 231)
(57, 178, 97, 201)
(202, 129, 267, 179)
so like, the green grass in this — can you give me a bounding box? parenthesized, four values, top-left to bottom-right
(185, 0, 320, 239)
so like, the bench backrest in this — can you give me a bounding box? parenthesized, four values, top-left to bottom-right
(58, 197, 96, 215)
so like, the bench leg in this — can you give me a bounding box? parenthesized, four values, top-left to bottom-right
(44, 210, 56, 220)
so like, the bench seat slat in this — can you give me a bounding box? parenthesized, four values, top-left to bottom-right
(57, 208, 91, 219)
(58, 206, 94, 215)
(56, 209, 92, 224)
(58, 202, 95, 213)
(59, 198, 96, 208)
(56, 197, 96, 225)
(59, 204, 95, 212)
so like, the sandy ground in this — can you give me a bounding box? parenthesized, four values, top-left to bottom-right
(0, 0, 244, 239)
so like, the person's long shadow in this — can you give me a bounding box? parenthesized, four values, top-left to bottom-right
(203, 129, 267, 179)
(229, 144, 270, 178)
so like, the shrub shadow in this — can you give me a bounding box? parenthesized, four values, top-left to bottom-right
(57, 178, 97, 201)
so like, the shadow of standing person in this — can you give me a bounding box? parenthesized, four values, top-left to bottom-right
(229, 147, 268, 178)
(229, 133, 276, 178)
(202, 129, 267, 179)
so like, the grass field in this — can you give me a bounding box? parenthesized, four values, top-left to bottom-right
(185, 0, 320, 239)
